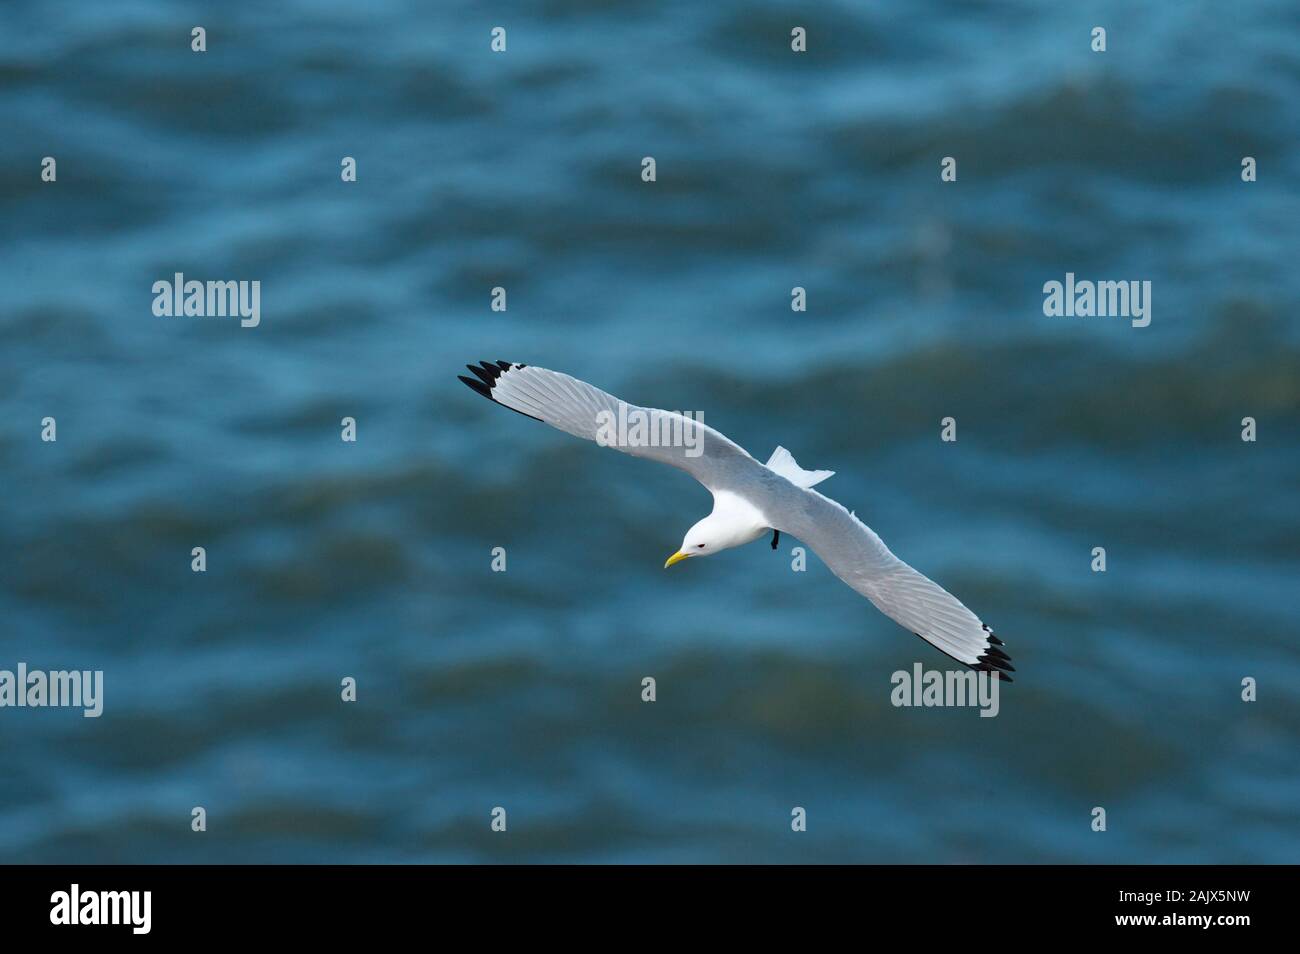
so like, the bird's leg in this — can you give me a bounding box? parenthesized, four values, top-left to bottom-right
(770, 529, 780, 550)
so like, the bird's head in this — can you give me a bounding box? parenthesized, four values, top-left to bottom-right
(664, 514, 733, 568)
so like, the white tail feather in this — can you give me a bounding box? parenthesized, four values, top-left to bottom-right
(765, 446, 834, 488)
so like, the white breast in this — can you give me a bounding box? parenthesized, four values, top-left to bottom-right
(710, 489, 771, 546)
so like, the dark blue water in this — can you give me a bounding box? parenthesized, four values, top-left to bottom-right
(2, 0, 1298, 863)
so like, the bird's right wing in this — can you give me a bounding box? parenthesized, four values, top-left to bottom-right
(457, 360, 763, 492)
(759, 482, 1015, 680)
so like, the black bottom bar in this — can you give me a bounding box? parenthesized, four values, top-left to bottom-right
(0, 864, 1286, 940)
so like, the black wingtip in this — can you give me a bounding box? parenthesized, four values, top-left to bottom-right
(457, 361, 545, 423)
(976, 623, 1014, 677)
(972, 662, 1014, 683)
(977, 653, 1016, 673)
(982, 646, 1013, 665)
(911, 629, 1017, 685)
(976, 625, 1015, 681)
(458, 374, 492, 399)
(467, 363, 496, 386)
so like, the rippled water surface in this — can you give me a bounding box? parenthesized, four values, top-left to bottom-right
(1, 1, 1298, 862)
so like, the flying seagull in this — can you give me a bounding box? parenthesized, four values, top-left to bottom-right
(458, 360, 1014, 681)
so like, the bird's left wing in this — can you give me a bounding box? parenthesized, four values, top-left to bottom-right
(458, 360, 763, 492)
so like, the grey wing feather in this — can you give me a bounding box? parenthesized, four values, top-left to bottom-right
(457, 361, 762, 492)
(754, 482, 1014, 679)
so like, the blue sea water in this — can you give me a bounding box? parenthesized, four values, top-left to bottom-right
(1, 0, 1298, 863)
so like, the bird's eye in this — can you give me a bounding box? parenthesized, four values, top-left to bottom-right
(696, 543, 705, 549)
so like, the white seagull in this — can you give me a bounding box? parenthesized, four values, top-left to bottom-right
(459, 360, 1014, 680)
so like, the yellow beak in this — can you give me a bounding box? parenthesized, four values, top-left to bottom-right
(664, 550, 691, 569)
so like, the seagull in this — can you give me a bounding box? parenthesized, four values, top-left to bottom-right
(459, 360, 1014, 681)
